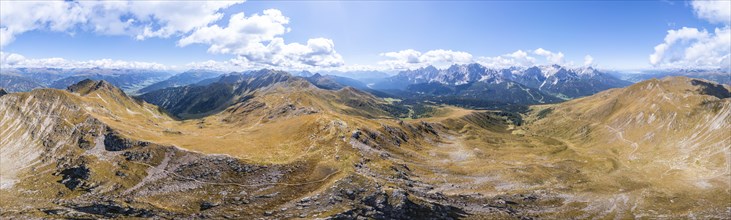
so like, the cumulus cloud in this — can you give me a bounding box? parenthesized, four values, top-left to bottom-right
(379, 48, 581, 70)
(0, 52, 26, 66)
(476, 48, 570, 69)
(476, 50, 537, 68)
(648, 1, 731, 69)
(584, 55, 594, 66)
(475, 48, 566, 68)
(0, 52, 169, 70)
(178, 9, 344, 68)
(649, 26, 730, 68)
(378, 49, 473, 69)
(0, 1, 243, 47)
(0, 1, 342, 69)
(533, 48, 565, 63)
(691, 0, 731, 25)
(0, 1, 87, 47)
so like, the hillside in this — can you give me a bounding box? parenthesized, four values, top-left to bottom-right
(527, 77, 731, 202)
(139, 70, 406, 119)
(0, 76, 728, 219)
(138, 70, 222, 94)
(617, 69, 731, 85)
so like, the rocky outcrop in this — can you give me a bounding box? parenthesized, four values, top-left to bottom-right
(57, 165, 91, 190)
(104, 130, 147, 151)
(67, 79, 124, 96)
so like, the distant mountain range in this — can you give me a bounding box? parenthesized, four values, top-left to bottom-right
(138, 70, 222, 94)
(0, 68, 72, 92)
(0, 74, 47, 92)
(373, 63, 632, 100)
(49, 70, 172, 94)
(3, 65, 726, 111)
(0, 68, 173, 94)
(137, 70, 293, 119)
(318, 70, 392, 80)
(305, 73, 369, 90)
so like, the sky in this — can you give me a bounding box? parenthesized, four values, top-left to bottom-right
(0, 0, 729, 72)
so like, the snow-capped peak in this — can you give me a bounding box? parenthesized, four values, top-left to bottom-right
(539, 64, 563, 77)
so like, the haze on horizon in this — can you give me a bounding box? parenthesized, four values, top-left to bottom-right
(0, 0, 730, 73)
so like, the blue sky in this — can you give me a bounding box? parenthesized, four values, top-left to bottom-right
(239, 1, 709, 68)
(0, 0, 729, 71)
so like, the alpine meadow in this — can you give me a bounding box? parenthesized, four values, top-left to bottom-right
(0, 1, 730, 219)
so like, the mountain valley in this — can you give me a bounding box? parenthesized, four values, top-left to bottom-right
(3, 0, 731, 219)
(0, 69, 728, 219)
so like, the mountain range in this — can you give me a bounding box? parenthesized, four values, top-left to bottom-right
(7, 65, 726, 110)
(0, 68, 173, 94)
(374, 64, 632, 99)
(0, 67, 729, 218)
(137, 70, 222, 94)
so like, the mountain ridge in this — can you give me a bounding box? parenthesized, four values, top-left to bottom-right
(138, 70, 222, 94)
(375, 63, 632, 99)
(1, 73, 728, 219)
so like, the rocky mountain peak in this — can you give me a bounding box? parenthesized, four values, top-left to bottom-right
(66, 79, 124, 96)
(298, 70, 314, 77)
(249, 68, 291, 78)
(423, 65, 438, 72)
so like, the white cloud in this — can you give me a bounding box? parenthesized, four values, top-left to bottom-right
(0, 1, 88, 47)
(0, 52, 26, 66)
(379, 48, 582, 70)
(0, 2, 343, 68)
(476, 50, 537, 68)
(380, 49, 423, 64)
(584, 55, 594, 66)
(533, 48, 565, 63)
(125, 1, 242, 40)
(0, 52, 170, 70)
(648, 0, 731, 69)
(0, 1, 244, 47)
(476, 48, 573, 69)
(178, 9, 344, 68)
(691, 0, 731, 24)
(649, 26, 730, 68)
(378, 49, 472, 69)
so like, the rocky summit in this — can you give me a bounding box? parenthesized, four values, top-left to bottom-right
(0, 71, 729, 219)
